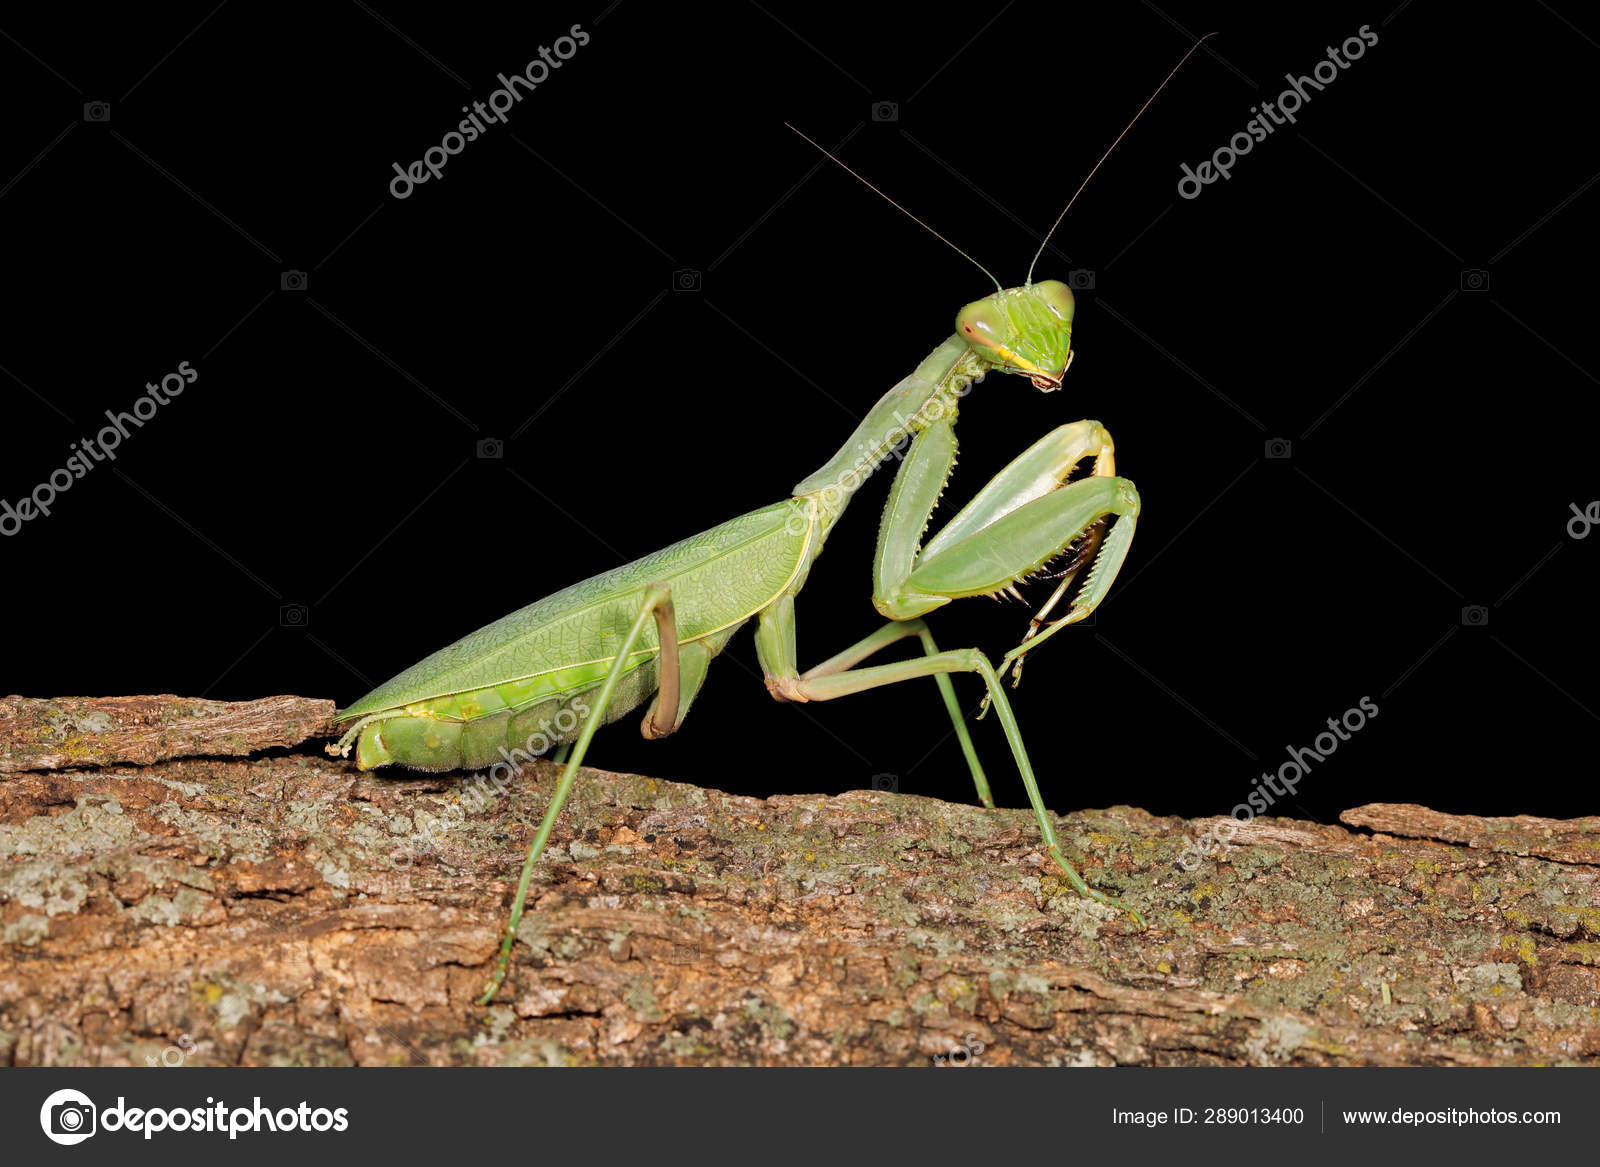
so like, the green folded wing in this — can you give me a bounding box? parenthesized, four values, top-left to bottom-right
(339, 500, 810, 719)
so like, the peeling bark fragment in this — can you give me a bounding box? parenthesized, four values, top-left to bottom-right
(0, 694, 338, 773)
(1341, 803, 1600, 868)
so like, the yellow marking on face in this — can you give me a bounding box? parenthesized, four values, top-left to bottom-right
(992, 346, 1043, 374)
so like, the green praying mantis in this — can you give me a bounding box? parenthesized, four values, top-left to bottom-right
(331, 40, 1211, 1005)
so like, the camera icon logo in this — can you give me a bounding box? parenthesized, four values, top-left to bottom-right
(1460, 268, 1490, 292)
(83, 101, 111, 123)
(279, 602, 310, 628)
(671, 268, 702, 293)
(870, 773, 899, 792)
(476, 437, 504, 460)
(1066, 268, 1096, 291)
(1265, 438, 1292, 460)
(40, 1088, 97, 1145)
(281, 270, 308, 292)
(871, 101, 899, 122)
(1461, 604, 1489, 627)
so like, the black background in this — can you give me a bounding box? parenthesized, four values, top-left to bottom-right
(3, 1, 1595, 825)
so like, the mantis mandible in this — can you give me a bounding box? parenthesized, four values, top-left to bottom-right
(331, 40, 1211, 1005)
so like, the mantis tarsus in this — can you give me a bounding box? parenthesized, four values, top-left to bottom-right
(331, 39, 1211, 1005)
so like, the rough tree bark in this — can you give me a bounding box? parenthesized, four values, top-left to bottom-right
(2, 695, 1597, 1066)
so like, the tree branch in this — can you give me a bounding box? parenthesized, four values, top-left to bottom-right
(2, 694, 1597, 1066)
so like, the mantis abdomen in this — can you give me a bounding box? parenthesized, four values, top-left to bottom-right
(353, 678, 634, 772)
(335, 502, 810, 770)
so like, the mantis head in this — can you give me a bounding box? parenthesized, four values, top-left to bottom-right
(790, 35, 1211, 397)
(956, 280, 1075, 391)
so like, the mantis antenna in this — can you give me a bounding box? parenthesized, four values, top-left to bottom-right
(785, 122, 1003, 293)
(1025, 32, 1218, 286)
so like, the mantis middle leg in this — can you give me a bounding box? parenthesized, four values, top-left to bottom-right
(759, 598, 993, 807)
(760, 609, 1144, 924)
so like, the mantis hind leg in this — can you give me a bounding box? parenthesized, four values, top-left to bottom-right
(767, 640, 1145, 927)
(478, 582, 677, 1005)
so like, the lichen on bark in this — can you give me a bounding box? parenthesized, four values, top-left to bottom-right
(1, 693, 1597, 1066)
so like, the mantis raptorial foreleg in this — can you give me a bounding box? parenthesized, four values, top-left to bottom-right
(992, 502, 1136, 688)
(916, 419, 1118, 561)
(479, 582, 687, 1005)
(919, 418, 1122, 690)
(869, 419, 1138, 712)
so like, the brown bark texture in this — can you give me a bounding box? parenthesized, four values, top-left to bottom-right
(2, 694, 1597, 1067)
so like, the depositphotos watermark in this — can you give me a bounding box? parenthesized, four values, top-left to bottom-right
(1, 360, 197, 536)
(782, 380, 977, 537)
(145, 1032, 196, 1067)
(389, 23, 590, 199)
(1178, 24, 1379, 199)
(40, 1088, 348, 1144)
(1567, 500, 1599, 539)
(1179, 696, 1378, 870)
(931, 1034, 985, 1066)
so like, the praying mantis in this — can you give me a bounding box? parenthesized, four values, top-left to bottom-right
(331, 40, 1211, 1005)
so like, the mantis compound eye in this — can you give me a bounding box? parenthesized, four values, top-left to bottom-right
(956, 300, 1006, 349)
(1032, 279, 1076, 322)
